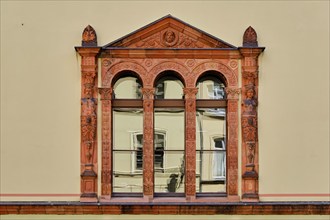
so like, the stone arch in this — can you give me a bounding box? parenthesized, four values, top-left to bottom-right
(103, 61, 148, 87)
(191, 61, 238, 87)
(148, 61, 190, 88)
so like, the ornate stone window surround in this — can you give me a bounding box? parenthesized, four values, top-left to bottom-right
(75, 15, 265, 203)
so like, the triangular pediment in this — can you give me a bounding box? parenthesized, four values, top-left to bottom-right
(103, 15, 236, 49)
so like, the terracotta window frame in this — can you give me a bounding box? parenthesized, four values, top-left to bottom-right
(75, 15, 265, 203)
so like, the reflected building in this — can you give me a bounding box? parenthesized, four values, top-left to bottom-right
(112, 72, 227, 195)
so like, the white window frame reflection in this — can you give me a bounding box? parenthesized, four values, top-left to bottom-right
(132, 131, 166, 173)
(212, 137, 226, 180)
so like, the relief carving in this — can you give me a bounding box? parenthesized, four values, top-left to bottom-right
(99, 88, 112, 100)
(225, 87, 241, 100)
(243, 26, 258, 47)
(242, 86, 258, 115)
(82, 25, 97, 46)
(163, 30, 179, 47)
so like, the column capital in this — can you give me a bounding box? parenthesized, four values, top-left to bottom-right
(142, 88, 155, 100)
(184, 88, 198, 99)
(98, 88, 113, 100)
(226, 87, 241, 100)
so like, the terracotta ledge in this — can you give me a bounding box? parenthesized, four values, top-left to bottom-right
(1, 201, 329, 215)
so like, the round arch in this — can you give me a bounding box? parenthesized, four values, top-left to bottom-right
(103, 61, 148, 87)
(148, 61, 189, 88)
(191, 61, 238, 87)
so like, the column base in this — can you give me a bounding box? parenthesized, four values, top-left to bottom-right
(80, 193, 98, 202)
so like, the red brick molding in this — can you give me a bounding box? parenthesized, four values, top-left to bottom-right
(1, 202, 329, 215)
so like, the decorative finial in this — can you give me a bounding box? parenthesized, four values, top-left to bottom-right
(82, 25, 97, 46)
(243, 26, 258, 47)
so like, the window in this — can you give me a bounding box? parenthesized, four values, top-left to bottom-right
(154, 72, 185, 194)
(79, 17, 263, 204)
(196, 73, 227, 194)
(112, 74, 144, 194)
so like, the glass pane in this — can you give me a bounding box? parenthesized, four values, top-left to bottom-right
(196, 108, 226, 193)
(154, 108, 185, 193)
(155, 77, 184, 99)
(113, 108, 143, 193)
(154, 151, 185, 193)
(196, 152, 226, 193)
(113, 151, 143, 193)
(196, 79, 225, 99)
(113, 76, 142, 99)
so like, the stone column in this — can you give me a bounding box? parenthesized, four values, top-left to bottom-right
(75, 25, 100, 202)
(142, 88, 155, 200)
(239, 26, 265, 201)
(225, 87, 240, 198)
(184, 88, 198, 200)
(98, 88, 112, 201)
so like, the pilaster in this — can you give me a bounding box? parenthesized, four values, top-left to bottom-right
(239, 26, 265, 202)
(98, 88, 112, 201)
(184, 88, 198, 200)
(142, 88, 155, 199)
(76, 25, 101, 202)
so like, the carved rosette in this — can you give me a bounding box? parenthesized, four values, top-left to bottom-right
(239, 26, 264, 201)
(142, 88, 155, 196)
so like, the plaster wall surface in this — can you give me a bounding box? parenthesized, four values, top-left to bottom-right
(0, 1, 329, 202)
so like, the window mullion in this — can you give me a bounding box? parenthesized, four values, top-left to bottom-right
(142, 88, 155, 198)
(184, 88, 198, 199)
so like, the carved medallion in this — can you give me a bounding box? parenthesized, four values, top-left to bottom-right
(162, 29, 179, 47)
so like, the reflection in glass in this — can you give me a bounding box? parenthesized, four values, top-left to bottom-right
(113, 108, 143, 193)
(154, 108, 185, 193)
(155, 77, 184, 99)
(196, 108, 226, 193)
(196, 78, 225, 99)
(113, 76, 142, 99)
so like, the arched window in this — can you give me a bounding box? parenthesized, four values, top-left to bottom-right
(196, 72, 227, 195)
(112, 73, 144, 195)
(154, 71, 185, 195)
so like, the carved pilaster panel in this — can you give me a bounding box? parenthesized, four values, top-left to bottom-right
(227, 100, 239, 196)
(239, 29, 265, 201)
(184, 88, 198, 197)
(142, 88, 155, 196)
(76, 27, 100, 202)
(98, 88, 112, 198)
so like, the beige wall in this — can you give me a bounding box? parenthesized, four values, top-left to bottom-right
(1, 1, 329, 202)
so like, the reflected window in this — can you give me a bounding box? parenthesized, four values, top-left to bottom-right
(213, 137, 226, 179)
(133, 134, 143, 170)
(134, 132, 166, 172)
